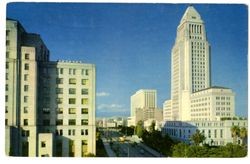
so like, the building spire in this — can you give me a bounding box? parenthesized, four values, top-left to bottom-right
(180, 5, 203, 24)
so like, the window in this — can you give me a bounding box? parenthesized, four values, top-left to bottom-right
(6, 62, 9, 69)
(69, 78, 76, 84)
(81, 89, 88, 95)
(25, 53, 29, 60)
(69, 98, 76, 104)
(6, 40, 10, 46)
(56, 78, 63, 84)
(22, 130, 30, 137)
(24, 63, 29, 70)
(24, 85, 29, 92)
(81, 129, 84, 135)
(85, 69, 89, 76)
(60, 68, 63, 74)
(69, 108, 76, 114)
(5, 119, 8, 125)
(81, 98, 88, 105)
(42, 108, 50, 114)
(82, 79, 88, 85)
(6, 51, 9, 58)
(41, 141, 46, 148)
(24, 107, 28, 113)
(68, 119, 76, 125)
(73, 69, 76, 75)
(56, 88, 63, 94)
(24, 74, 28, 81)
(69, 88, 76, 94)
(24, 96, 28, 103)
(5, 106, 8, 113)
(6, 73, 8, 80)
(69, 68, 72, 75)
(5, 95, 8, 102)
(24, 119, 28, 126)
(68, 129, 71, 136)
(59, 129, 63, 135)
(81, 108, 88, 114)
(56, 119, 63, 125)
(56, 98, 63, 104)
(5, 84, 8, 91)
(6, 30, 10, 36)
(81, 119, 88, 125)
(85, 129, 88, 135)
(57, 108, 63, 114)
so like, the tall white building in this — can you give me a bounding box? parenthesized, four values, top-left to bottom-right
(5, 19, 96, 157)
(162, 6, 244, 146)
(164, 6, 235, 121)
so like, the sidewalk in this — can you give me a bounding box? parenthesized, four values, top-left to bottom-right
(101, 137, 116, 157)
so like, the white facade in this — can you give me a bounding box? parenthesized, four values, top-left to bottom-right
(164, 6, 236, 122)
(38, 133, 53, 157)
(130, 89, 157, 117)
(163, 119, 247, 146)
(5, 19, 49, 156)
(5, 19, 96, 157)
(170, 6, 211, 121)
(190, 87, 235, 121)
(163, 100, 172, 121)
(39, 61, 96, 157)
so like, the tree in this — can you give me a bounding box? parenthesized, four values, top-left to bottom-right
(190, 129, 206, 146)
(239, 127, 247, 145)
(230, 125, 240, 144)
(172, 142, 188, 157)
(149, 120, 156, 132)
(135, 120, 144, 138)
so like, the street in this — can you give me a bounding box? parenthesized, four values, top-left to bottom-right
(101, 128, 156, 157)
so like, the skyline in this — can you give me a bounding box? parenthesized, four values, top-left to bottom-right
(6, 3, 248, 118)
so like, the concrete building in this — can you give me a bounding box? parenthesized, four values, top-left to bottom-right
(164, 6, 235, 122)
(5, 19, 96, 157)
(131, 89, 157, 117)
(162, 118, 247, 146)
(162, 6, 246, 146)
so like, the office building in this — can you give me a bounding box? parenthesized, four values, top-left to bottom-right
(164, 6, 235, 121)
(5, 18, 96, 157)
(162, 6, 245, 146)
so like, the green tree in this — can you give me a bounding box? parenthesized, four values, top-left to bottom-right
(190, 130, 206, 146)
(172, 142, 188, 157)
(239, 127, 247, 145)
(230, 125, 240, 144)
(135, 120, 144, 138)
(149, 120, 156, 132)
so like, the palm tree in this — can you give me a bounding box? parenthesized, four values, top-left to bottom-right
(240, 127, 247, 145)
(230, 125, 240, 144)
(190, 129, 206, 146)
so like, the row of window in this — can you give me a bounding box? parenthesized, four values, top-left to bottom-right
(56, 88, 88, 95)
(56, 78, 89, 85)
(56, 68, 89, 76)
(56, 129, 88, 136)
(55, 98, 89, 105)
(42, 107, 88, 115)
(42, 119, 88, 126)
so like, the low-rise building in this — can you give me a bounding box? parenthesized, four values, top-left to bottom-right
(162, 118, 247, 146)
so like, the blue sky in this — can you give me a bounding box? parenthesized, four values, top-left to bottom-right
(6, 3, 248, 118)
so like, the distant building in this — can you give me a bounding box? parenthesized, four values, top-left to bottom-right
(129, 89, 163, 127)
(131, 89, 157, 118)
(162, 118, 247, 146)
(5, 18, 96, 157)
